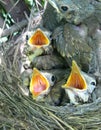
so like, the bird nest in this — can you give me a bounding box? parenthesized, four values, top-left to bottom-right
(0, 31, 101, 130)
(0, 4, 101, 128)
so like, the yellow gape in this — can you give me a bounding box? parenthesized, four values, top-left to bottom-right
(30, 68, 50, 100)
(28, 28, 50, 48)
(62, 60, 87, 90)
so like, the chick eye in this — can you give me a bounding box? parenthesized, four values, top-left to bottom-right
(91, 81, 96, 86)
(49, 34, 52, 39)
(51, 75, 56, 82)
(61, 6, 68, 11)
(26, 35, 29, 40)
(23, 64, 29, 69)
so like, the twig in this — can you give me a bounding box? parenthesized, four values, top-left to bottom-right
(0, 19, 27, 37)
(48, 111, 74, 130)
(1, 0, 21, 33)
(8, 0, 20, 14)
(30, 101, 74, 130)
(0, 0, 6, 4)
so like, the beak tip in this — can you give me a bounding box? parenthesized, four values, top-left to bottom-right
(62, 84, 66, 89)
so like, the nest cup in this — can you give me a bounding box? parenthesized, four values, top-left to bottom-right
(0, 5, 101, 130)
(0, 31, 101, 130)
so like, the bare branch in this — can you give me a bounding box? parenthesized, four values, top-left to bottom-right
(0, 19, 27, 37)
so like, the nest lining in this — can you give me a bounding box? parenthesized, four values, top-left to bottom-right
(0, 34, 101, 130)
(0, 4, 101, 129)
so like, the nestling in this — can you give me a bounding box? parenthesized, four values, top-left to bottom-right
(62, 60, 96, 105)
(30, 68, 56, 101)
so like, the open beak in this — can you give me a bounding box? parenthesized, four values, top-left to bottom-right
(30, 68, 50, 99)
(62, 60, 87, 90)
(28, 28, 50, 48)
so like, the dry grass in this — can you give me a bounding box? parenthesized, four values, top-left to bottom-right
(0, 1, 101, 130)
(0, 32, 101, 130)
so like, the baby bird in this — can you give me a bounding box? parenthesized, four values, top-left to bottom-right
(62, 60, 96, 105)
(30, 68, 56, 101)
(20, 28, 52, 73)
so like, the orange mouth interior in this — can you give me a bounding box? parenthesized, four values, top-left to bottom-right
(30, 68, 49, 98)
(28, 29, 50, 48)
(62, 60, 87, 90)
